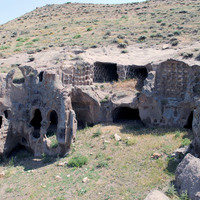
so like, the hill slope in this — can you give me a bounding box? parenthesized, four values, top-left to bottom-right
(0, 0, 200, 57)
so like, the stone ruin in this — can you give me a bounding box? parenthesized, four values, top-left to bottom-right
(0, 66, 77, 157)
(1, 59, 200, 159)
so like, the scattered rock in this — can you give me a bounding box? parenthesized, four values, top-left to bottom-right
(162, 44, 170, 50)
(175, 153, 200, 200)
(171, 146, 189, 161)
(145, 190, 169, 200)
(82, 177, 89, 183)
(114, 134, 121, 141)
(0, 171, 5, 178)
(151, 153, 162, 159)
(67, 174, 70, 177)
(57, 162, 66, 167)
(104, 139, 110, 144)
(55, 175, 62, 180)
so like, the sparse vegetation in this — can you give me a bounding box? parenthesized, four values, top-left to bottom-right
(181, 138, 191, 147)
(67, 154, 88, 167)
(0, 0, 199, 56)
(0, 123, 192, 199)
(92, 129, 102, 138)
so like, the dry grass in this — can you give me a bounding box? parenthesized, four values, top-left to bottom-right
(0, 0, 200, 57)
(0, 122, 192, 200)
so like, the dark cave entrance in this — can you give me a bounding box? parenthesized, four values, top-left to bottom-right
(72, 102, 93, 129)
(112, 107, 142, 123)
(46, 110, 58, 137)
(30, 109, 42, 138)
(93, 62, 118, 82)
(4, 110, 11, 119)
(7, 143, 30, 158)
(0, 116, 2, 129)
(126, 67, 148, 90)
(184, 111, 193, 129)
(127, 67, 148, 80)
(38, 71, 44, 82)
(134, 68, 148, 80)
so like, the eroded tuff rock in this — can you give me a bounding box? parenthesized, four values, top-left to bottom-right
(1, 57, 200, 159)
(175, 154, 200, 200)
(0, 66, 77, 157)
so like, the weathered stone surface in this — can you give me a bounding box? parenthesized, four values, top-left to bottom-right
(1, 57, 200, 159)
(144, 190, 169, 200)
(0, 66, 77, 158)
(175, 153, 200, 200)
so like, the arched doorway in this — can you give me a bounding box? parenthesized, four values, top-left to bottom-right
(46, 110, 58, 137)
(30, 109, 42, 138)
(184, 111, 193, 129)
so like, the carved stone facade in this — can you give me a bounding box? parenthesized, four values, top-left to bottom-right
(1, 59, 200, 158)
(0, 66, 77, 158)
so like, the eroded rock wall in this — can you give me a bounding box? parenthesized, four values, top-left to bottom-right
(0, 66, 77, 158)
(139, 60, 195, 127)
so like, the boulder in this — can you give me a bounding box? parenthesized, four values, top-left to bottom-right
(144, 190, 169, 200)
(175, 153, 200, 200)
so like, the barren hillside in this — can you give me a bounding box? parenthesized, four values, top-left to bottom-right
(0, 0, 200, 57)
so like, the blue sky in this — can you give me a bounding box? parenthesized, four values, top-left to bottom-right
(0, 0, 145, 25)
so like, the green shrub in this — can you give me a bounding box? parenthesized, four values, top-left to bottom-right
(32, 38, 40, 42)
(138, 35, 146, 42)
(125, 137, 137, 146)
(50, 137, 59, 149)
(67, 154, 88, 167)
(0, 46, 10, 50)
(96, 160, 108, 168)
(42, 153, 52, 163)
(25, 42, 33, 46)
(118, 43, 127, 48)
(166, 183, 177, 198)
(92, 129, 102, 138)
(181, 138, 191, 147)
(14, 48, 22, 52)
(100, 95, 109, 103)
(117, 34, 125, 39)
(73, 34, 81, 39)
(175, 131, 181, 138)
(180, 191, 190, 200)
(16, 42, 23, 47)
(174, 31, 181, 36)
(156, 19, 162, 23)
(87, 27, 92, 31)
(171, 40, 179, 46)
(16, 37, 29, 42)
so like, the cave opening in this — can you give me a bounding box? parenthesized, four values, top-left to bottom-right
(0, 116, 2, 129)
(46, 110, 58, 137)
(72, 102, 94, 129)
(127, 67, 148, 80)
(38, 71, 44, 82)
(184, 111, 193, 129)
(4, 110, 11, 119)
(7, 143, 30, 158)
(134, 68, 148, 80)
(112, 107, 142, 123)
(30, 109, 42, 138)
(93, 62, 118, 83)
